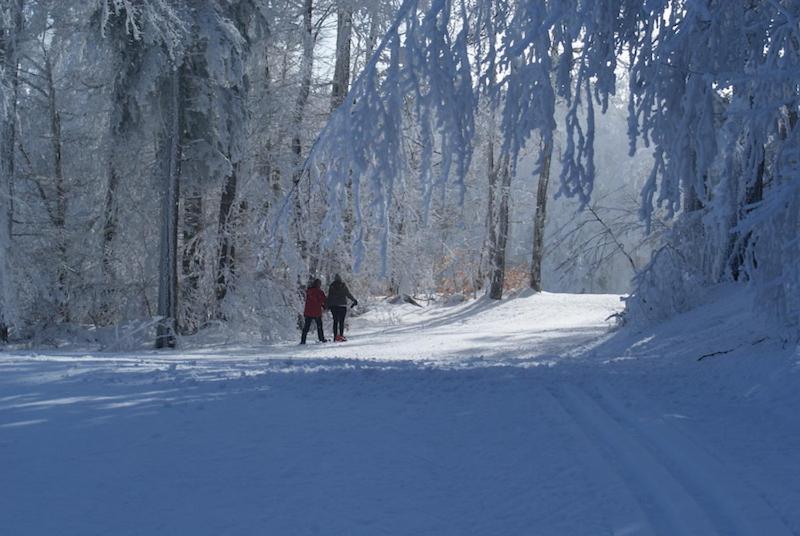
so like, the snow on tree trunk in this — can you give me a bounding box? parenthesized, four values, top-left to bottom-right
(100, 164, 119, 320)
(485, 137, 498, 292)
(290, 0, 315, 267)
(0, 0, 23, 341)
(100, 14, 140, 325)
(330, 3, 354, 272)
(330, 5, 352, 112)
(156, 68, 183, 350)
(364, 4, 379, 61)
(215, 162, 238, 314)
(181, 186, 202, 334)
(44, 48, 69, 324)
(489, 153, 510, 300)
(530, 136, 553, 292)
(730, 146, 765, 282)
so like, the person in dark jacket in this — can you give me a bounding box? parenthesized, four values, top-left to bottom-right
(300, 278, 328, 344)
(326, 273, 357, 342)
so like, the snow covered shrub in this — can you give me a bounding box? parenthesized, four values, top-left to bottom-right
(444, 293, 466, 306)
(614, 1, 800, 338)
(740, 119, 800, 339)
(216, 273, 301, 343)
(624, 243, 707, 330)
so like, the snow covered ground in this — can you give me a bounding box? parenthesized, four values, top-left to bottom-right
(1, 291, 798, 535)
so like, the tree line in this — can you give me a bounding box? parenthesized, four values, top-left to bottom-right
(0, 0, 694, 347)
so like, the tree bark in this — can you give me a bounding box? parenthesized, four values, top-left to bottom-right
(729, 5, 769, 282)
(100, 165, 120, 322)
(483, 1, 507, 299)
(101, 18, 139, 325)
(181, 187, 202, 333)
(730, 144, 765, 281)
(44, 48, 69, 323)
(102, 163, 119, 277)
(290, 0, 315, 266)
(530, 135, 553, 292)
(489, 153, 511, 300)
(330, 5, 352, 111)
(331, 3, 354, 271)
(485, 137, 498, 290)
(365, 4, 379, 61)
(264, 57, 282, 203)
(156, 68, 183, 349)
(0, 0, 23, 341)
(215, 162, 238, 312)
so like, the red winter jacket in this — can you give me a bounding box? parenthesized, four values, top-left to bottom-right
(304, 287, 327, 317)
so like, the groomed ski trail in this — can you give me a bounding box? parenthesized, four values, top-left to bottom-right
(1, 292, 798, 535)
(550, 382, 794, 536)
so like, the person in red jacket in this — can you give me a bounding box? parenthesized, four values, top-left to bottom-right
(300, 278, 328, 344)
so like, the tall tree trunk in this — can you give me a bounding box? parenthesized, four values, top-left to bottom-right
(181, 186, 202, 333)
(0, 0, 23, 341)
(331, 3, 353, 272)
(44, 49, 69, 323)
(729, 4, 769, 282)
(489, 154, 511, 300)
(272, 45, 291, 198)
(102, 93, 123, 324)
(156, 69, 183, 349)
(102, 165, 120, 277)
(482, 0, 504, 298)
(730, 144, 765, 281)
(213, 7, 249, 316)
(484, 137, 498, 289)
(264, 59, 282, 203)
(330, 5, 352, 111)
(365, 4, 379, 61)
(530, 135, 553, 291)
(290, 0, 315, 267)
(101, 26, 138, 325)
(215, 162, 238, 313)
(100, 165, 120, 322)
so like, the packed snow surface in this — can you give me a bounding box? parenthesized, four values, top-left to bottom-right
(1, 291, 798, 535)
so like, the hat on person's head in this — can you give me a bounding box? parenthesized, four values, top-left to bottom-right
(334, 273, 342, 282)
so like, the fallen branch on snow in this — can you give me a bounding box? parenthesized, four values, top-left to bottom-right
(697, 337, 768, 362)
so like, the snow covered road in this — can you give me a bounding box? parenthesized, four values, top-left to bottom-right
(1, 292, 798, 535)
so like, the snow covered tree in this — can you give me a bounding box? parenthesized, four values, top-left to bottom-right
(530, 135, 554, 292)
(155, 65, 183, 348)
(305, 0, 800, 336)
(330, 1, 352, 112)
(0, 0, 24, 340)
(7, 0, 793, 346)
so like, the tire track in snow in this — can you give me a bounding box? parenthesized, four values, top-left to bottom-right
(591, 381, 795, 536)
(537, 386, 656, 536)
(553, 383, 721, 536)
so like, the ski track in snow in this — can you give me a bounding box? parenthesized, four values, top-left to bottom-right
(0, 292, 798, 535)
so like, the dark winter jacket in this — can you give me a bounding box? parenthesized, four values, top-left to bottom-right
(326, 281, 356, 308)
(304, 287, 327, 317)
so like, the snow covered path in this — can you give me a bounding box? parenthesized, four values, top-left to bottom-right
(1, 293, 798, 535)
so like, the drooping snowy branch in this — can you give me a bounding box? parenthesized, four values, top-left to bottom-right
(307, 0, 800, 333)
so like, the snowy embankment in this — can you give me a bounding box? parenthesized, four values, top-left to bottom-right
(1, 291, 798, 535)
